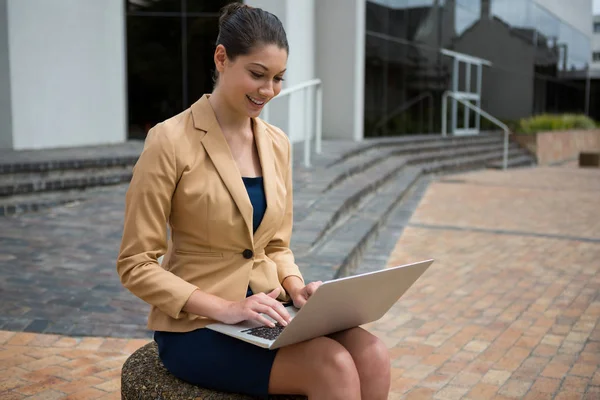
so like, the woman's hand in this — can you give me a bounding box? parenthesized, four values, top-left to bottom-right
(289, 281, 322, 308)
(218, 288, 292, 328)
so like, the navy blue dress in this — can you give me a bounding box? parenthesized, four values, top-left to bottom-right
(154, 176, 276, 398)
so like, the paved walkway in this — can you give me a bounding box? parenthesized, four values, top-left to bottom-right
(1, 165, 600, 399)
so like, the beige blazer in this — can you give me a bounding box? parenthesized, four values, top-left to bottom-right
(117, 94, 304, 332)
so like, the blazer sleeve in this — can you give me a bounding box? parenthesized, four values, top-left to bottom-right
(265, 137, 305, 287)
(116, 124, 198, 319)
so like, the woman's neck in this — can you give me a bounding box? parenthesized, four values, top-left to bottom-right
(208, 89, 251, 134)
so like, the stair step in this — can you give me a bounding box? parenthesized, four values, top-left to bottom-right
(0, 166, 133, 197)
(487, 154, 536, 169)
(355, 175, 432, 276)
(0, 142, 142, 174)
(0, 191, 86, 217)
(292, 156, 407, 255)
(328, 134, 501, 167)
(322, 136, 506, 193)
(422, 150, 522, 174)
(404, 142, 523, 165)
(299, 166, 422, 282)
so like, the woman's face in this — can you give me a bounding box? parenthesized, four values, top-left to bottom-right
(216, 43, 288, 119)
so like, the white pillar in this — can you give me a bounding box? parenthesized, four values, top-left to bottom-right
(0, 0, 13, 149)
(6, 0, 126, 150)
(316, 0, 365, 141)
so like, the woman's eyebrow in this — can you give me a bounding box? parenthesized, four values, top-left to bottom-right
(248, 63, 286, 74)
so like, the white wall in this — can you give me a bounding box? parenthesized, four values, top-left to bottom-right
(316, 0, 365, 141)
(7, 0, 126, 150)
(0, 0, 13, 149)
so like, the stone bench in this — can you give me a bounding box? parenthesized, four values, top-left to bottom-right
(579, 152, 600, 167)
(121, 341, 307, 400)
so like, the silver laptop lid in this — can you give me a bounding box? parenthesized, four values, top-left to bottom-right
(270, 259, 434, 349)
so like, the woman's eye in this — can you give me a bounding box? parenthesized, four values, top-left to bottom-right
(275, 77, 285, 82)
(251, 71, 263, 79)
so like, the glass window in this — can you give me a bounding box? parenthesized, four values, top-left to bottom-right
(125, 0, 240, 139)
(491, 0, 532, 30)
(126, 16, 183, 139)
(594, 22, 600, 33)
(593, 52, 600, 62)
(455, 2, 480, 36)
(532, 4, 559, 49)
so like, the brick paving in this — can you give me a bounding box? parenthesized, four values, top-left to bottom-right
(1, 165, 599, 399)
(365, 166, 600, 399)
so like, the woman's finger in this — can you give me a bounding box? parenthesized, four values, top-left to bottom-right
(253, 301, 289, 327)
(255, 293, 291, 323)
(249, 310, 276, 328)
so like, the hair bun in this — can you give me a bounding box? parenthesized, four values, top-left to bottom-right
(219, 3, 252, 27)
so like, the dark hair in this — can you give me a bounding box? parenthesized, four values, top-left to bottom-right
(216, 3, 289, 60)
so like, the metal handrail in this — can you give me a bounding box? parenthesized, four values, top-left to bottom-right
(262, 79, 323, 167)
(372, 91, 434, 134)
(442, 91, 510, 170)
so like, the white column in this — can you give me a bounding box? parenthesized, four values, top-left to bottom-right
(316, 0, 365, 141)
(7, 0, 126, 150)
(0, 0, 13, 149)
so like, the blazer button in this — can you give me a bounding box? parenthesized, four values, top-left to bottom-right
(242, 249, 254, 259)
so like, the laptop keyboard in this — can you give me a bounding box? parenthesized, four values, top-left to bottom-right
(241, 323, 285, 340)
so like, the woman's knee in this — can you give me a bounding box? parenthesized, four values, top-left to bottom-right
(360, 334, 391, 373)
(312, 338, 361, 385)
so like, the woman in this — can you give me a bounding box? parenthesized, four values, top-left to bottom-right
(117, 3, 390, 399)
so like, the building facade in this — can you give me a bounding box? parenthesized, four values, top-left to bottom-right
(593, 15, 600, 70)
(0, 0, 594, 150)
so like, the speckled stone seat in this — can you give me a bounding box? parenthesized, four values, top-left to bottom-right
(121, 341, 307, 400)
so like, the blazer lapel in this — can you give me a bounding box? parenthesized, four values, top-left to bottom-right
(253, 118, 277, 242)
(192, 95, 253, 240)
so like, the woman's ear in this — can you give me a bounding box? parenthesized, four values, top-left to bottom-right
(214, 44, 227, 74)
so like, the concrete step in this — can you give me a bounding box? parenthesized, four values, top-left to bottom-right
(355, 175, 432, 276)
(0, 142, 142, 174)
(487, 154, 536, 169)
(292, 156, 408, 255)
(327, 133, 502, 167)
(321, 136, 505, 192)
(297, 166, 422, 282)
(0, 166, 133, 197)
(404, 142, 524, 165)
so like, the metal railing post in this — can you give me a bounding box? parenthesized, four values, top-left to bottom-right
(442, 92, 448, 137)
(428, 95, 433, 134)
(451, 58, 459, 134)
(304, 88, 311, 168)
(316, 84, 323, 154)
(262, 104, 270, 124)
(444, 91, 509, 170)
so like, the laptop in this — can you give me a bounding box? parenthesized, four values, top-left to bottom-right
(206, 259, 434, 349)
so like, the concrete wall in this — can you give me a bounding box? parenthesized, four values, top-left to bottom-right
(515, 129, 600, 165)
(0, 0, 13, 149)
(316, 0, 365, 141)
(7, 0, 126, 150)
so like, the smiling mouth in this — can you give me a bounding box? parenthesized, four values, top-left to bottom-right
(246, 95, 266, 106)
